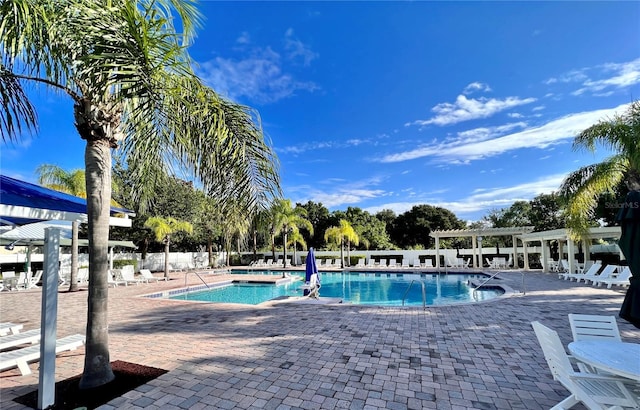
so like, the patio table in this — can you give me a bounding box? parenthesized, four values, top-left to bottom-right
(568, 340, 640, 382)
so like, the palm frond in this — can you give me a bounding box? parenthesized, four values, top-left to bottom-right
(0, 65, 37, 140)
(559, 157, 627, 236)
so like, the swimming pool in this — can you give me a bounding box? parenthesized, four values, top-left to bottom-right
(165, 271, 504, 306)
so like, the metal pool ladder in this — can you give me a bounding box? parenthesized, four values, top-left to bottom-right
(402, 280, 426, 309)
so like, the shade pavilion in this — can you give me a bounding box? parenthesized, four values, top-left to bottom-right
(518, 226, 622, 273)
(429, 226, 535, 268)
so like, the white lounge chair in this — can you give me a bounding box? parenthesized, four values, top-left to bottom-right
(366, 259, 376, 269)
(139, 269, 167, 282)
(108, 270, 128, 287)
(355, 258, 365, 268)
(25, 270, 43, 289)
(120, 269, 145, 285)
(0, 329, 41, 350)
(388, 259, 398, 269)
(0, 334, 85, 375)
(0, 323, 23, 336)
(531, 321, 638, 409)
(401, 259, 410, 269)
(594, 266, 632, 289)
(422, 259, 434, 268)
(579, 264, 618, 285)
(561, 262, 601, 281)
(77, 267, 89, 285)
(377, 259, 387, 269)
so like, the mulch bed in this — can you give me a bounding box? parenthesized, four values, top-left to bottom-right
(14, 361, 167, 409)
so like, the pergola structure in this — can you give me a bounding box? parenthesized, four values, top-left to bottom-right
(519, 226, 622, 273)
(429, 226, 535, 268)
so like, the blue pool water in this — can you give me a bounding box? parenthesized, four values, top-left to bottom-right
(168, 271, 504, 306)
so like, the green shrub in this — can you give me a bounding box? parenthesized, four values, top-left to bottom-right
(113, 259, 137, 271)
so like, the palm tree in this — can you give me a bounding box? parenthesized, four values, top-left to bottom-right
(559, 101, 640, 236)
(36, 165, 124, 291)
(324, 219, 359, 268)
(287, 227, 307, 266)
(271, 199, 313, 268)
(1, 0, 280, 388)
(144, 216, 194, 278)
(36, 165, 86, 292)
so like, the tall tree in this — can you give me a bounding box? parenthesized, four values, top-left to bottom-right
(324, 219, 359, 268)
(144, 216, 193, 278)
(559, 101, 640, 236)
(391, 205, 465, 249)
(1, 0, 280, 388)
(287, 227, 307, 266)
(271, 199, 313, 268)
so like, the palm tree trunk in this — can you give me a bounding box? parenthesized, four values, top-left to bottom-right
(340, 239, 345, 268)
(347, 242, 351, 267)
(253, 230, 257, 263)
(79, 139, 115, 389)
(283, 231, 288, 269)
(69, 221, 79, 292)
(164, 239, 170, 279)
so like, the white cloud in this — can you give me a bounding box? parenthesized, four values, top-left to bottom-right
(284, 28, 318, 66)
(198, 31, 319, 104)
(407, 94, 536, 127)
(289, 177, 388, 208)
(199, 48, 318, 104)
(364, 174, 566, 218)
(383, 103, 630, 163)
(236, 32, 251, 45)
(462, 82, 492, 95)
(573, 58, 640, 96)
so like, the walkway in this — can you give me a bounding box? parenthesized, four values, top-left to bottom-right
(1, 270, 638, 409)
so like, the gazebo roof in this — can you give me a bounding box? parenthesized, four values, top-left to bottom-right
(519, 226, 621, 242)
(429, 226, 535, 239)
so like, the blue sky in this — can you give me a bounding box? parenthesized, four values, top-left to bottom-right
(2, 1, 639, 222)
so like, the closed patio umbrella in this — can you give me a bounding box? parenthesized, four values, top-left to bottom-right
(617, 190, 640, 329)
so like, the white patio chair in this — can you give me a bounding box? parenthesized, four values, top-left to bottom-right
(531, 321, 639, 409)
(388, 259, 398, 268)
(401, 259, 410, 268)
(366, 259, 376, 268)
(569, 314, 621, 343)
(422, 259, 434, 268)
(355, 258, 365, 268)
(377, 259, 387, 269)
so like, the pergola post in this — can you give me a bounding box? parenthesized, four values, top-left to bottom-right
(540, 240, 549, 272)
(471, 235, 478, 268)
(511, 234, 518, 268)
(523, 240, 530, 270)
(434, 237, 440, 269)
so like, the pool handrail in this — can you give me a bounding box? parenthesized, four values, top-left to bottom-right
(402, 279, 426, 309)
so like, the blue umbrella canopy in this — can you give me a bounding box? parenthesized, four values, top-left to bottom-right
(305, 247, 318, 283)
(617, 190, 640, 329)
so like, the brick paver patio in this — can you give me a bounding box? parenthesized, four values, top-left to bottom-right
(1, 269, 638, 409)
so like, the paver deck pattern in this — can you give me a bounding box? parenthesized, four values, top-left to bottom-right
(1, 269, 638, 409)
